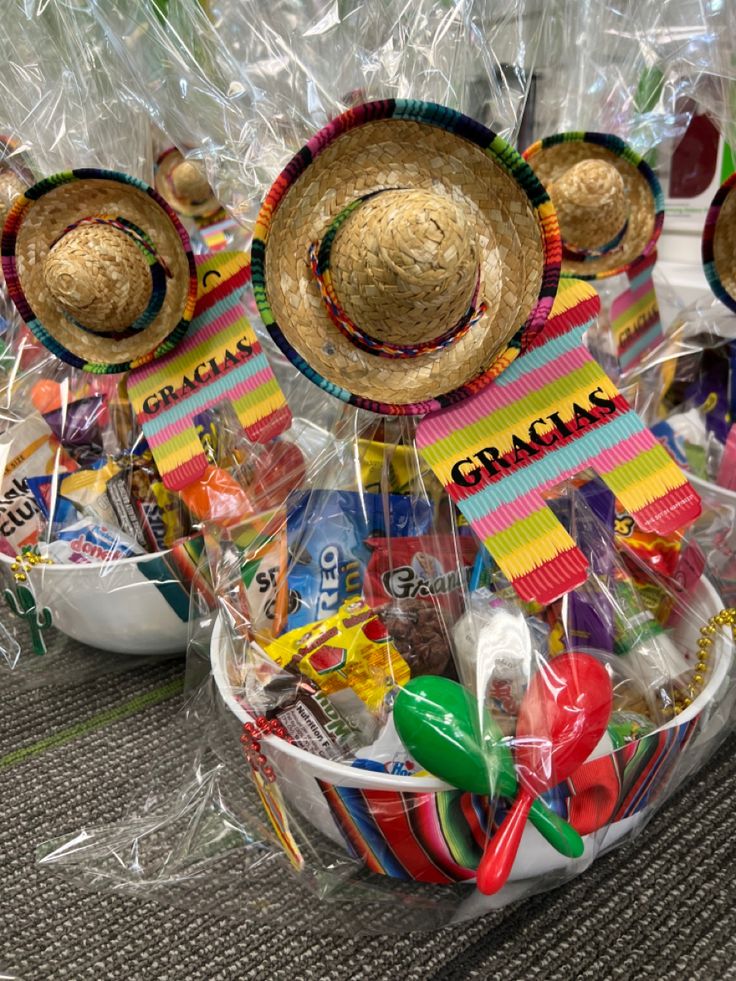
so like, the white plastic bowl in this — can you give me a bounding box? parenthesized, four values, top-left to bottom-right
(212, 576, 733, 897)
(1, 547, 193, 655)
(689, 472, 736, 510)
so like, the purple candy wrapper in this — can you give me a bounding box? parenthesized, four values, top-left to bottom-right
(566, 480, 616, 654)
(42, 395, 105, 467)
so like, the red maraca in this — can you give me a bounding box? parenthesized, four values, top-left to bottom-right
(476, 651, 613, 895)
(250, 440, 306, 510)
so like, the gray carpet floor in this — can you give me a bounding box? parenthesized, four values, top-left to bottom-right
(3, 632, 736, 980)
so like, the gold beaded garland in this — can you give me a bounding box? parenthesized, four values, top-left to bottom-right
(669, 608, 736, 717)
(9, 550, 53, 582)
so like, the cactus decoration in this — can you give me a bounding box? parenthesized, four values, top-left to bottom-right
(4, 582, 53, 655)
(3, 551, 54, 655)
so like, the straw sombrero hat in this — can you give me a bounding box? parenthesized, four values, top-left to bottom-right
(155, 147, 220, 219)
(703, 172, 736, 314)
(0, 137, 31, 229)
(252, 100, 561, 415)
(1, 169, 197, 373)
(523, 133, 663, 280)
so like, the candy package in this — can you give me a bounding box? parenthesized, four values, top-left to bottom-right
(285, 489, 433, 630)
(42, 518, 143, 566)
(0, 414, 74, 558)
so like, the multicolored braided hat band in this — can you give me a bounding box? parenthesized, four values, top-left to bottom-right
(524, 132, 664, 281)
(703, 171, 736, 314)
(1, 169, 197, 374)
(252, 99, 562, 415)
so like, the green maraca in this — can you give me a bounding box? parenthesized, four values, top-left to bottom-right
(393, 675, 584, 859)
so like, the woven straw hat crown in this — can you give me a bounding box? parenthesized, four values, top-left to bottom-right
(703, 173, 736, 314)
(2, 170, 197, 373)
(523, 132, 662, 280)
(550, 159, 628, 252)
(170, 160, 213, 208)
(330, 189, 479, 347)
(155, 149, 220, 219)
(253, 100, 561, 414)
(43, 222, 153, 334)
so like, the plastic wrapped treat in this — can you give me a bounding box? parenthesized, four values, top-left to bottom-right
(0, 1, 241, 678)
(209, 95, 730, 909)
(622, 171, 736, 605)
(41, 431, 736, 928)
(0, 159, 299, 675)
(523, 132, 666, 381)
(38, 78, 736, 928)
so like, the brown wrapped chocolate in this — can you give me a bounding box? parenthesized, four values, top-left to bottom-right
(377, 599, 454, 678)
(264, 673, 366, 758)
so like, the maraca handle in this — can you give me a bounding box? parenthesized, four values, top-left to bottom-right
(529, 800, 584, 859)
(476, 790, 534, 895)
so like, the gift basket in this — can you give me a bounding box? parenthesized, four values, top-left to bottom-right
(0, 1, 222, 677)
(29, 0, 736, 929)
(621, 172, 736, 603)
(524, 0, 730, 381)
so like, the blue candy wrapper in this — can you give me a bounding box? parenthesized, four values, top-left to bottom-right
(26, 474, 78, 534)
(286, 490, 433, 629)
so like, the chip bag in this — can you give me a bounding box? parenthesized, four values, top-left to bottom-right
(0, 414, 75, 556)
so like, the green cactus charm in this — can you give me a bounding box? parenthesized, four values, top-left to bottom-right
(4, 581, 53, 656)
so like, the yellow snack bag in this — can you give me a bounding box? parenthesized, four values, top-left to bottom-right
(266, 598, 410, 714)
(357, 439, 441, 498)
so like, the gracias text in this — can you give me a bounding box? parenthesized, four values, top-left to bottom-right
(139, 336, 254, 416)
(450, 387, 616, 488)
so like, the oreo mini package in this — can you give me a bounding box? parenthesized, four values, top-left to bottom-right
(286, 489, 433, 629)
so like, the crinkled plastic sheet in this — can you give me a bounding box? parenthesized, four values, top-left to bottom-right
(623, 296, 736, 607)
(0, 0, 253, 681)
(90, 0, 545, 231)
(640, 0, 736, 149)
(0, 358, 197, 684)
(0, 1, 164, 682)
(0, 0, 152, 179)
(532, 0, 727, 153)
(0, 0, 244, 250)
(36, 410, 736, 927)
(10, 0, 736, 928)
